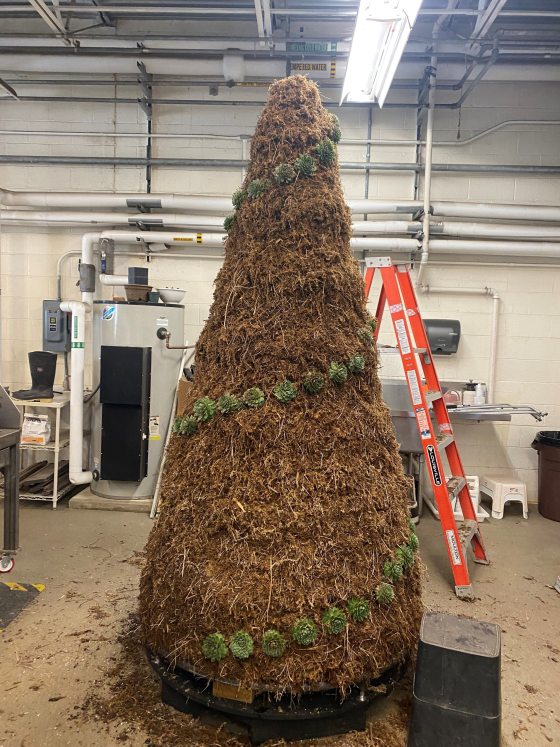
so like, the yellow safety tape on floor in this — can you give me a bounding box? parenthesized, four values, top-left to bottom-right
(1, 582, 46, 593)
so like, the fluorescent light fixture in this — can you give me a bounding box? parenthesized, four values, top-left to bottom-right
(341, 0, 423, 107)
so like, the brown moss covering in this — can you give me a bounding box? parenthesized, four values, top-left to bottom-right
(139, 75, 423, 692)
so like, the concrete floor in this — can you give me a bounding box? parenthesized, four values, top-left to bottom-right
(0, 501, 559, 746)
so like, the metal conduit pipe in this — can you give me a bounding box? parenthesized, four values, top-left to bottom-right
(5, 155, 560, 175)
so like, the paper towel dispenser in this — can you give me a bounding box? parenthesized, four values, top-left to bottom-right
(424, 319, 461, 355)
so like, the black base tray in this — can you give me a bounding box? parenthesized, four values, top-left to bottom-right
(148, 650, 402, 744)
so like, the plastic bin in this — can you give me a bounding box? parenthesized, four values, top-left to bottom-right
(531, 431, 560, 522)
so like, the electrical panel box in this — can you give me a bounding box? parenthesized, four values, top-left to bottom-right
(424, 319, 461, 356)
(42, 300, 70, 353)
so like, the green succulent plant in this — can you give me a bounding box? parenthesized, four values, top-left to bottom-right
(177, 415, 198, 437)
(328, 361, 348, 385)
(314, 138, 336, 166)
(273, 379, 298, 404)
(396, 544, 415, 571)
(347, 597, 370, 623)
(375, 583, 395, 605)
(357, 326, 374, 345)
(229, 631, 254, 660)
(322, 607, 347, 635)
(303, 371, 325, 395)
(217, 393, 243, 415)
(409, 532, 420, 552)
(262, 629, 287, 658)
(294, 153, 317, 178)
(383, 559, 404, 583)
(247, 178, 269, 199)
(242, 387, 265, 409)
(273, 163, 296, 185)
(193, 396, 216, 423)
(171, 416, 183, 434)
(223, 214, 235, 232)
(329, 114, 342, 143)
(408, 518, 416, 533)
(202, 632, 228, 662)
(348, 354, 365, 374)
(292, 618, 318, 646)
(369, 317, 378, 334)
(232, 188, 246, 209)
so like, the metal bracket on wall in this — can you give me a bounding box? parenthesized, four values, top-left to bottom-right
(137, 61, 153, 194)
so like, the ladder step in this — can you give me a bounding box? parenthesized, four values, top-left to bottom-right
(425, 389, 442, 404)
(457, 519, 479, 557)
(436, 432, 454, 451)
(446, 476, 466, 500)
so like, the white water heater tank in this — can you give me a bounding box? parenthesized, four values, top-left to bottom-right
(90, 300, 185, 500)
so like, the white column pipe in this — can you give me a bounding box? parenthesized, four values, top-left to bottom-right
(419, 285, 500, 406)
(59, 299, 93, 485)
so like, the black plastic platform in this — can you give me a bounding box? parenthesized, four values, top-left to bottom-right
(408, 611, 501, 747)
(148, 650, 402, 744)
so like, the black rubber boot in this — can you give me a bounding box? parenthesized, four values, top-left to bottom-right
(13, 351, 57, 401)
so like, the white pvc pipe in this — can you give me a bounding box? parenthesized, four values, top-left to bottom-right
(437, 221, 560, 239)
(99, 274, 128, 285)
(350, 237, 420, 251)
(0, 209, 226, 229)
(98, 229, 224, 247)
(0, 188, 232, 212)
(59, 300, 92, 485)
(430, 238, 560, 257)
(352, 220, 421, 234)
(431, 201, 560, 222)
(4, 187, 560, 224)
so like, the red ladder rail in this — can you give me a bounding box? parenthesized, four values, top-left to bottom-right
(364, 257, 488, 599)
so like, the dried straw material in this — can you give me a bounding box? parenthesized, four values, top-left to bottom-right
(139, 75, 422, 693)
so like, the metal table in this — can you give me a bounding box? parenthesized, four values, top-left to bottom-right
(1, 387, 22, 572)
(1, 428, 20, 573)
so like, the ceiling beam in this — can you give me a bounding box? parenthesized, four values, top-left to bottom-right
(27, 0, 79, 46)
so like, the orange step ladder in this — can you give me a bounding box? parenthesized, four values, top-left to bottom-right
(364, 257, 489, 599)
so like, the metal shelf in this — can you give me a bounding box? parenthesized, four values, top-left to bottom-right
(20, 432, 70, 452)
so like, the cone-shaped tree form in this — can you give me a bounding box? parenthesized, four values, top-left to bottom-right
(139, 76, 422, 692)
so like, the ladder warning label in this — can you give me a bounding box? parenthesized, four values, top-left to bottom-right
(407, 370, 422, 406)
(394, 319, 411, 355)
(389, 303, 402, 313)
(415, 407, 431, 440)
(446, 530, 462, 566)
(426, 444, 442, 486)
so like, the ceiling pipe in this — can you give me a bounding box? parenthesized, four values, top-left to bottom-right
(3, 189, 560, 225)
(4, 154, 560, 176)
